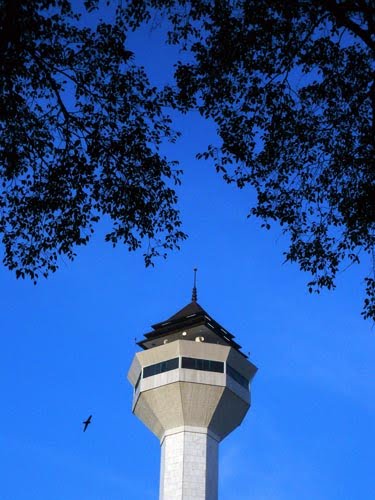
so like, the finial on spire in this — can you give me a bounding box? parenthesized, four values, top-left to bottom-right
(192, 268, 198, 302)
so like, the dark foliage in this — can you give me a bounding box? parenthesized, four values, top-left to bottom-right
(123, 0, 375, 320)
(1, 0, 374, 321)
(0, 0, 185, 281)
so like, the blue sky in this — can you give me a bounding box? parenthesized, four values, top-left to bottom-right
(1, 10, 375, 500)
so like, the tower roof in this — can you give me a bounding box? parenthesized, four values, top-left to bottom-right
(137, 300, 246, 356)
(162, 300, 207, 323)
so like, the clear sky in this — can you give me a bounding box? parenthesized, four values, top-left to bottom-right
(1, 11, 375, 500)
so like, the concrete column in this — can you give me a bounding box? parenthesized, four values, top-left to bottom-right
(159, 427, 219, 500)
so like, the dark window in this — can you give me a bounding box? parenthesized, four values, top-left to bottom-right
(143, 357, 179, 378)
(226, 364, 248, 388)
(181, 357, 224, 373)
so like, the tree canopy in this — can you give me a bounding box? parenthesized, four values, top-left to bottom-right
(1, 0, 374, 320)
(123, 0, 375, 320)
(0, 0, 185, 280)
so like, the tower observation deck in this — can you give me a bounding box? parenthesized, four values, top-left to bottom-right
(128, 295, 257, 500)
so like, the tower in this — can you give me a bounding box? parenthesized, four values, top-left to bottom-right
(127, 282, 257, 499)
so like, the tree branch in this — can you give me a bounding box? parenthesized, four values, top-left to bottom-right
(321, 0, 375, 52)
(30, 51, 71, 123)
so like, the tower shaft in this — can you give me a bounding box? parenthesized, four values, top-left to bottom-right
(160, 427, 218, 500)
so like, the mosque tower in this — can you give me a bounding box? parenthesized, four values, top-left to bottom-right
(127, 271, 257, 500)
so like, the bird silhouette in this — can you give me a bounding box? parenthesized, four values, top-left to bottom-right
(82, 415, 92, 432)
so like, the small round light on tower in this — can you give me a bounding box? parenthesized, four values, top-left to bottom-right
(182, 331, 187, 336)
(195, 336, 205, 342)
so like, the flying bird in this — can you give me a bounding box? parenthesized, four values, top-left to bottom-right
(82, 415, 92, 432)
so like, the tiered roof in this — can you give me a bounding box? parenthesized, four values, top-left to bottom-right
(138, 300, 245, 356)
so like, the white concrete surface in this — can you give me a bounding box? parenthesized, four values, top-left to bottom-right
(128, 339, 257, 499)
(160, 428, 218, 500)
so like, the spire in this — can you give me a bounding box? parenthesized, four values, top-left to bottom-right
(192, 268, 198, 302)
